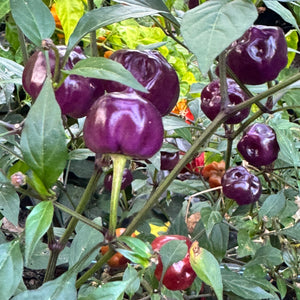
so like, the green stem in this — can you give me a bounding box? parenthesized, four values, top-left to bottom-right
(43, 225, 56, 282)
(219, 51, 229, 110)
(108, 154, 128, 237)
(87, 0, 98, 57)
(16, 25, 28, 65)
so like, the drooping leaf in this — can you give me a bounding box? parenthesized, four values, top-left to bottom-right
(0, 240, 23, 300)
(63, 57, 148, 93)
(67, 4, 163, 54)
(55, 0, 85, 44)
(20, 77, 67, 190)
(181, 0, 257, 74)
(12, 270, 77, 300)
(24, 201, 54, 265)
(190, 241, 223, 300)
(10, 0, 55, 46)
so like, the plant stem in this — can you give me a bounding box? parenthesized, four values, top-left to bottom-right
(43, 167, 102, 281)
(87, 0, 98, 57)
(108, 154, 128, 237)
(16, 26, 28, 65)
(219, 51, 229, 110)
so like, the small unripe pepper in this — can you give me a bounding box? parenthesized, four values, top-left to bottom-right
(83, 91, 164, 159)
(237, 123, 280, 167)
(221, 166, 262, 205)
(104, 49, 180, 116)
(200, 78, 250, 124)
(225, 25, 288, 85)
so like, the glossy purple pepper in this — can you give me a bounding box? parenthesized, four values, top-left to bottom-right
(200, 78, 250, 124)
(22, 46, 105, 118)
(83, 91, 164, 159)
(237, 123, 280, 167)
(160, 150, 180, 171)
(104, 168, 133, 191)
(225, 25, 288, 85)
(221, 166, 262, 205)
(188, 0, 199, 9)
(103, 49, 180, 116)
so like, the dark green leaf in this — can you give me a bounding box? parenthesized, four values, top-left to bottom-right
(63, 57, 147, 93)
(12, 271, 77, 300)
(190, 242, 223, 300)
(174, 127, 193, 143)
(10, 0, 55, 46)
(123, 265, 140, 298)
(69, 221, 103, 272)
(245, 245, 283, 268)
(163, 115, 192, 130)
(0, 173, 20, 225)
(281, 223, 300, 240)
(259, 190, 286, 218)
(222, 268, 276, 299)
(20, 78, 67, 190)
(209, 223, 229, 261)
(0, 240, 23, 300)
(67, 4, 163, 53)
(276, 276, 287, 299)
(113, 0, 180, 27)
(160, 240, 187, 278)
(237, 228, 258, 258)
(25, 201, 54, 265)
(201, 207, 222, 236)
(181, 0, 257, 74)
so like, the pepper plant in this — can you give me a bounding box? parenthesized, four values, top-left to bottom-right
(0, 0, 300, 299)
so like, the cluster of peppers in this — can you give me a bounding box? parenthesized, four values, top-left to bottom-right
(21, 19, 287, 291)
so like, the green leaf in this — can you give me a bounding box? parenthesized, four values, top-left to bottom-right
(0, 240, 23, 300)
(163, 115, 192, 130)
(25, 201, 54, 265)
(281, 222, 300, 240)
(0, 0, 10, 19)
(123, 265, 140, 298)
(222, 268, 276, 299)
(0, 57, 24, 79)
(259, 190, 286, 218)
(12, 270, 77, 300)
(0, 173, 20, 225)
(63, 57, 148, 93)
(113, 0, 180, 27)
(181, 0, 257, 74)
(69, 221, 103, 272)
(264, 1, 300, 34)
(245, 245, 283, 268)
(56, 0, 85, 45)
(237, 228, 258, 258)
(159, 240, 187, 280)
(200, 207, 222, 236)
(20, 77, 67, 190)
(67, 4, 163, 53)
(118, 236, 152, 259)
(208, 223, 229, 261)
(286, 30, 298, 68)
(10, 0, 55, 46)
(190, 241, 223, 300)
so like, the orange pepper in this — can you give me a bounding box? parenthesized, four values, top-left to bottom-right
(104, 50, 113, 58)
(202, 160, 225, 188)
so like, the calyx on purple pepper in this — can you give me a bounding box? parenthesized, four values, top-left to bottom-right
(225, 25, 288, 85)
(104, 168, 133, 191)
(103, 49, 180, 116)
(221, 166, 262, 205)
(237, 123, 280, 167)
(83, 91, 164, 159)
(200, 78, 250, 124)
(22, 45, 105, 118)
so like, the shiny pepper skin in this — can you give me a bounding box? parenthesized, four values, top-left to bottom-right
(104, 49, 180, 116)
(188, 0, 199, 9)
(221, 166, 262, 205)
(202, 160, 225, 188)
(151, 235, 197, 291)
(226, 25, 288, 85)
(83, 91, 164, 159)
(22, 46, 105, 118)
(237, 123, 280, 167)
(200, 78, 250, 124)
(104, 168, 133, 191)
(160, 151, 180, 171)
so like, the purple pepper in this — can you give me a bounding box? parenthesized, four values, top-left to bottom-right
(237, 123, 280, 167)
(103, 49, 180, 116)
(225, 25, 288, 85)
(188, 0, 199, 9)
(83, 91, 164, 159)
(22, 46, 105, 118)
(200, 78, 250, 124)
(160, 150, 180, 171)
(104, 168, 133, 191)
(221, 166, 262, 205)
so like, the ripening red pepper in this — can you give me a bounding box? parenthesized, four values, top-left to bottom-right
(22, 45, 105, 118)
(183, 152, 205, 175)
(225, 25, 288, 85)
(83, 91, 164, 159)
(151, 235, 197, 291)
(104, 49, 180, 116)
